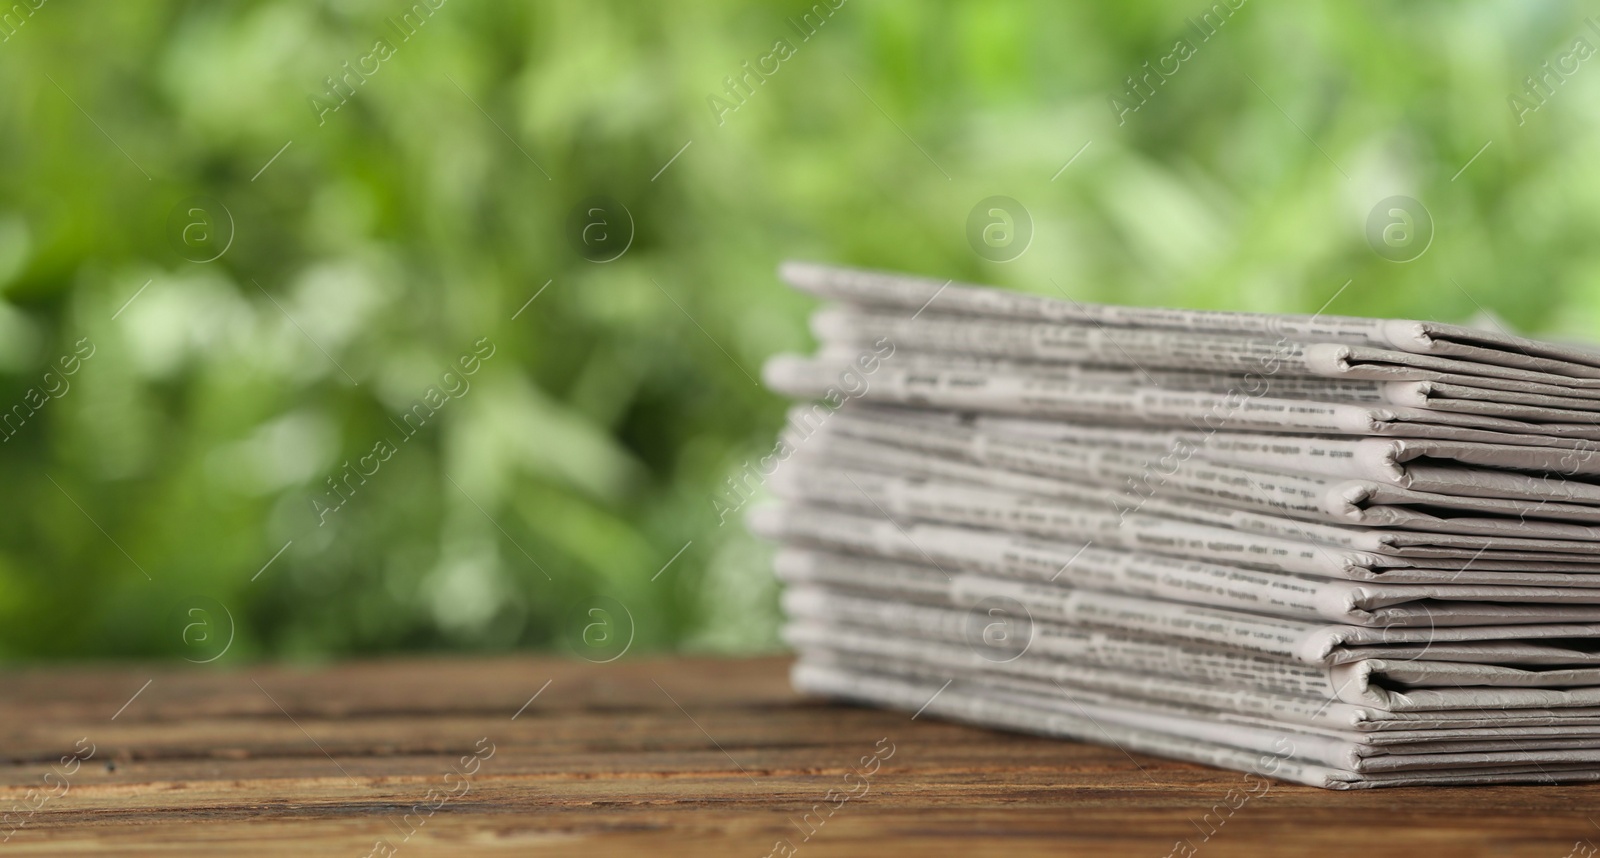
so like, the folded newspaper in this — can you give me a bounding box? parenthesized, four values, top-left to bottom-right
(751, 261, 1600, 789)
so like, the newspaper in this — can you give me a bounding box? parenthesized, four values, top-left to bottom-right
(785, 409, 1600, 560)
(796, 648, 1600, 777)
(766, 525, 1600, 637)
(770, 540, 1600, 627)
(821, 346, 1600, 412)
(781, 261, 1600, 381)
(761, 454, 1600, 582)
(757, 481, 1600, 588)
(811, 306, 1600, 396)
(784, 582, 1600, 710)
(782, 589, 1600, 712)
(790, 660, 1600, 787)
(953, 412, 1600, 485)
(761, 261, 1600, 787)
(813, 404, 1600, 507)
(793, 627, 1600, 741)
(784, 419, 1600, 553)
(778, 573, 1600, 671)
(779, 425, 1600, 543)
(784, 612, 1600, 711)
(766, 353, 1600, 445)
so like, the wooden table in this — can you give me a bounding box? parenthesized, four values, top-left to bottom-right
(0, 655, 1593, 856)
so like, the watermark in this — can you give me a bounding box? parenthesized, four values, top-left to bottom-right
(566, 196, 634, 263)
(359, 737, 495, 858)
(966, 196, 1032, 263)
(309, 0, 449, 126)
(313, 336, 495, 526)
(1159, 737, 1292, 858)
(1562, 838, 1599, 858)
(758, 737, 894, 857)
(1365, 195, 1432, 263)
(712, 337, 895, 525)
(707, 0, 848, 126)
(566, 595, 635, 664)
(166, 196, 234, 263)
(0, 0, 48, 44)
(175, 595, 235, 664)
(1512, 442, 1600, 527)
(1111, 334, 1295, 520)
(0, 337, 94, 444)
(1109, 0, 1247, 125)
(963, 595, 1033, 663)
(1508, 17, 1600, 126)
(0, 738, 94, 843)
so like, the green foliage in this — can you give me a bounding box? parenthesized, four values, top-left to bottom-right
(0, 0, 1595, 660)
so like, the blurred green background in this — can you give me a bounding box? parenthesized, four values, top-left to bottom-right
(2, 0, 1598, 661)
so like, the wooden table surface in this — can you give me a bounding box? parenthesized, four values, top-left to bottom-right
(0, 655, 1594, 857)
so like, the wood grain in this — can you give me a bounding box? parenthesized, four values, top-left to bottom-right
(0, 655, 1593, 857)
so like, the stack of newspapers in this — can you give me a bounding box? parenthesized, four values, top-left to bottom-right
(750, 261, 1600, 789)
